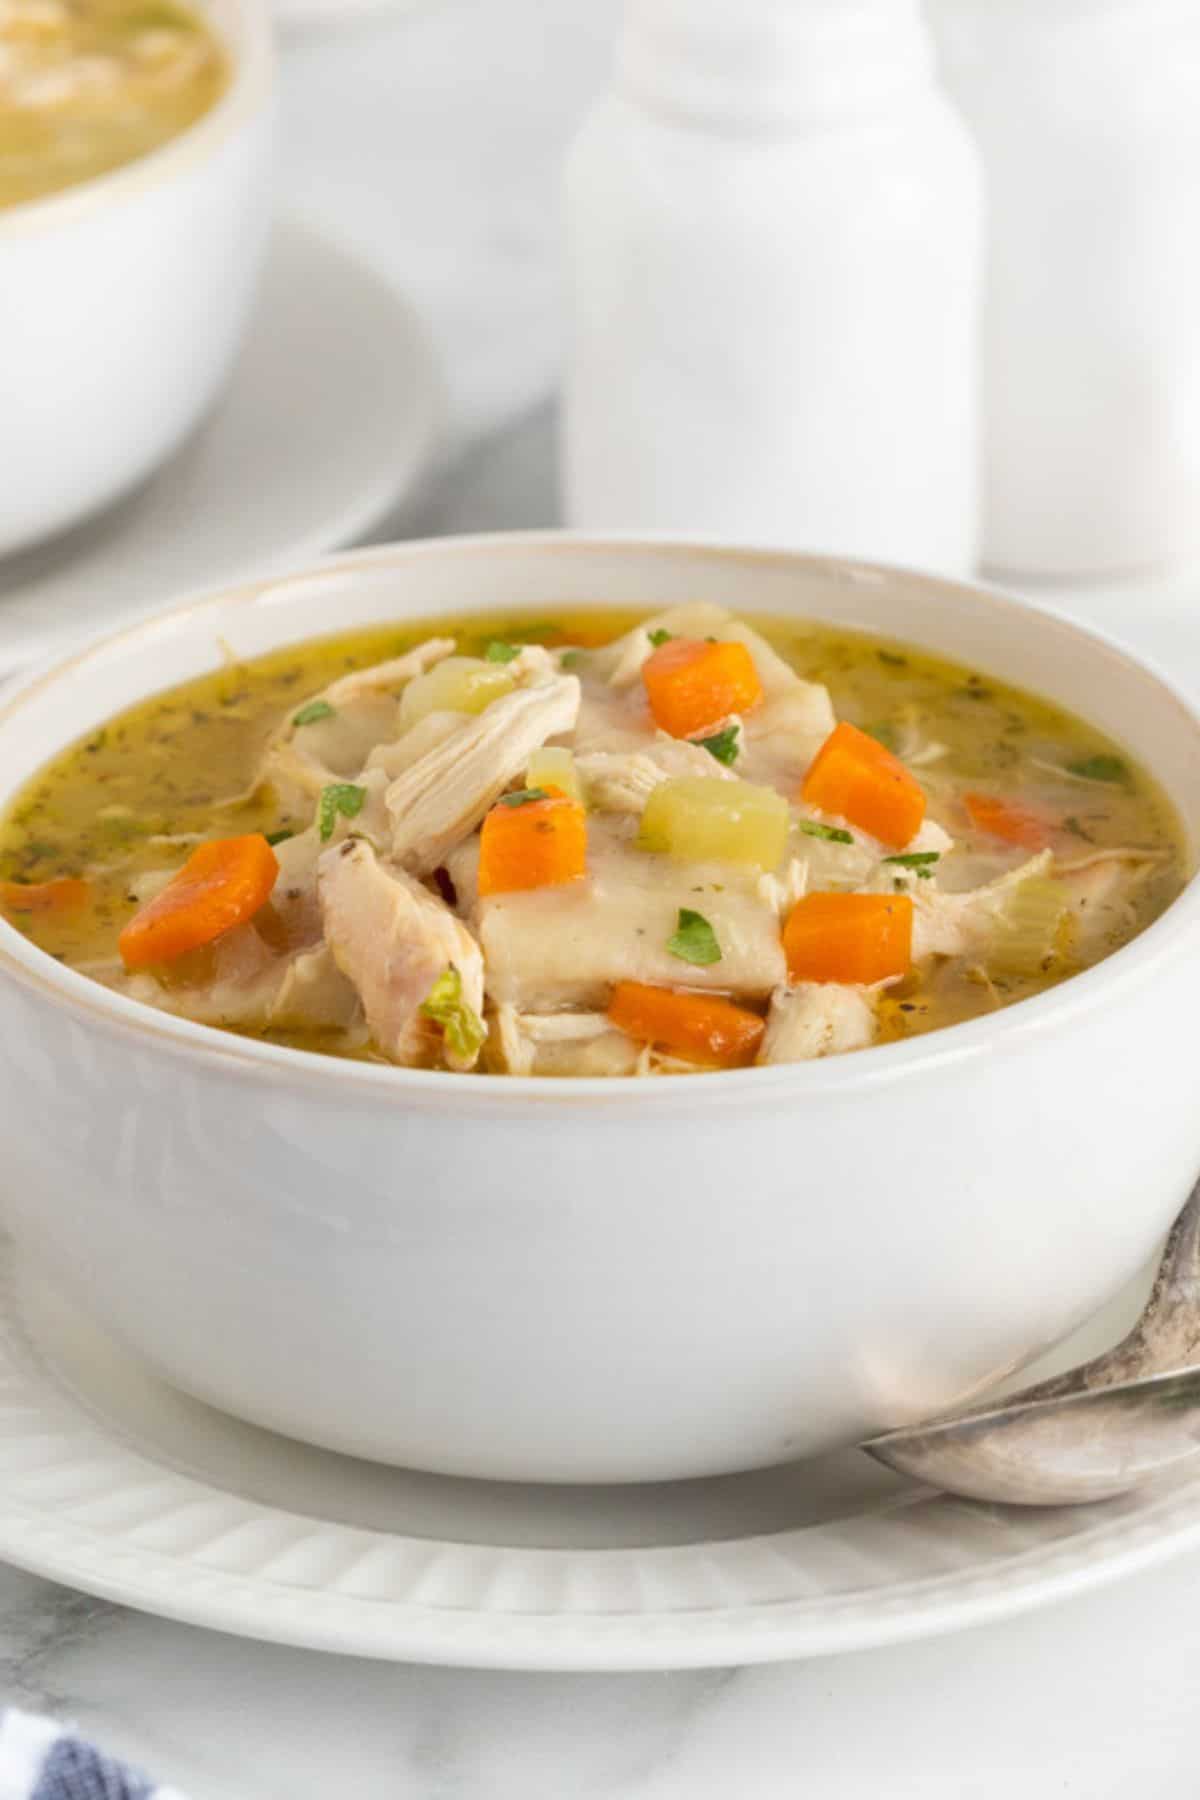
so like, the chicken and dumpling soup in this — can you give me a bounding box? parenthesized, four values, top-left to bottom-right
(0, 0, 228, 212)
(0, 605, 1187, 1076)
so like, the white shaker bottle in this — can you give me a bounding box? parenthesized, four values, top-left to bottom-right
(562, 0, 983, 575)
(930, 0, 1200, 578)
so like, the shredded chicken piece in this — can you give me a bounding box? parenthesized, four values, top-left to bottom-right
(756, 857, 809, 916)
(507, 644, 561, 687)
(576, 733, 737, 814)
(1058, 852, 1158, 951)
(106, 938, 362, 1035)
(317, 837, 486, 1070)
(489, 1007, 637, 1076)
(907, 819, 955, 855)
(255, 639, 456, 805)
(385, 674, 580, 874)
(742, 686, 838, 775)
(321, 640, 457, 709)
(604, 626, 655, 689)
(907, 740, 950, 768)
(366, 711, 463, 781)
(910, 851, 1052, 959)
(1054, 847, 1168, 874)
(758, 982, 877, 1064)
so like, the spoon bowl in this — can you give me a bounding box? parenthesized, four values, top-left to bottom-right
(866, 1367, 1200, 1505)
(864, 1182, 1200, 1506)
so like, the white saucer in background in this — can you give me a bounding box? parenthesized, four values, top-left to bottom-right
(0, 1239, 1195, 1672)
(0, 216, 441, 681)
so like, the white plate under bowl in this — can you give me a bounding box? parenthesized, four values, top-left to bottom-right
(0, 216, 440, 681)
(0, 1238, 1198, 1670)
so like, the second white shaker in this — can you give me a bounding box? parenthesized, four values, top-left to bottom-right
(562, 0, 983, 575)
(931, 0, 1200, 579)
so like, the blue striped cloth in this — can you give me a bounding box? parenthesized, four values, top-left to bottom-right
(0, 1712, 187, 1800)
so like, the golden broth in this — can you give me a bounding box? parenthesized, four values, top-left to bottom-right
(0, 609, 1187, 1062)
(0, 0, 228, 211)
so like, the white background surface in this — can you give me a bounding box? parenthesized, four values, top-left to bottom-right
(4, 0, 1200, 1791)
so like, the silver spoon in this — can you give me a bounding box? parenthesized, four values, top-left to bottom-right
(862, 1180, 1200, 1505)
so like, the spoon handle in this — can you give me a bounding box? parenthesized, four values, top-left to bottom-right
(1015, 1177, 1200, 1404)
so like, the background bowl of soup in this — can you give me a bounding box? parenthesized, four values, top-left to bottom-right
(0, 535, 1197, 1484)
(0, 0, 273, 557)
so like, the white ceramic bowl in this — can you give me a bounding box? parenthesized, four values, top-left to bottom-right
(0, 536, 1198, 1484)
(0, 0, 274, 558)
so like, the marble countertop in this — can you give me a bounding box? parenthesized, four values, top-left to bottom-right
(5, 1, 1200, 1792)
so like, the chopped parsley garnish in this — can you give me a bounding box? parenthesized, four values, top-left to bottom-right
(265, 829, 295, 848)
(697, 725, 740, 767)
(1064, 815, 1095, 842)
(647, 628, 674, 648)
(666, 908, 722, 966)
(292, 699, 335, 728)
(485, 641, 521, 664)
(317, 783, 367, 841)
(1068, 753, 1127, 784)
(883, 850, 939, 881)
(800, 820, 853, 844)
(498, 787, 549, 808)
(560, 650, 584, 671)
(419, 965, 486, 1062)
(863, 722, 899, 752)
(877, 649, 907, 668)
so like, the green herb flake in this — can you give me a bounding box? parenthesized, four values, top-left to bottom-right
(292, 699, 336, 728)
(1064, 815, 1095, 843)
(881, 851, 941, 868)
(560, 650, 583, 671)
(647, 629, 674, 648)
(877, 649, 907, 668)
(420, 965, 487, 1062)
(1067, 754, 1128, 784)
(697, 725, 740, 767)
(800, 820, 854, 844)
(265, 829, 294, 848)
(666, 907, 722, 966)
(318, 783, 367, 842)
(485, 641, 521, 664)
(863, 722, 899, 752)
(498, 787, 549, 809)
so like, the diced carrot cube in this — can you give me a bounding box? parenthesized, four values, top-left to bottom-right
(0, 876, 89, 917)
(642, 637, 763, 739)
(477, 789, 587, 897)
(783, 892, 913, 986)
(607, 981, 765, 1068)
(964, 792, 1051, 851)
(801, 721, 925, 848)
(119, 835, 278, 970)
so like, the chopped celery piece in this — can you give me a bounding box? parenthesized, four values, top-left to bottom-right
(638, 777, 788, 871)
(398, 657, 515, 730)
(527, 745, 584, 807)
(989, 876, 1069, 978)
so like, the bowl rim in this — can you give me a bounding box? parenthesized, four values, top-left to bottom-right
(0, 530, 1197, 1112)
(0, 0, 274, 238)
